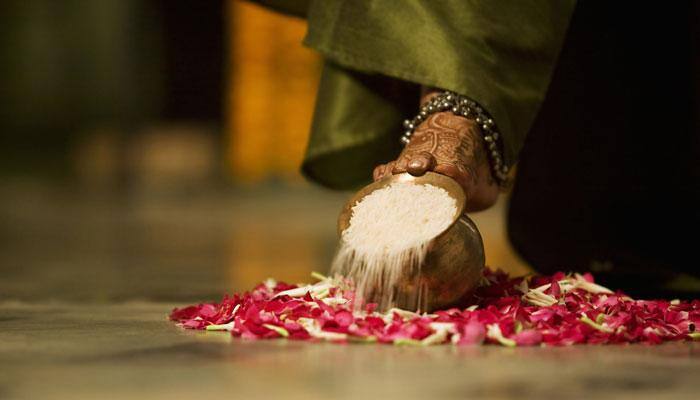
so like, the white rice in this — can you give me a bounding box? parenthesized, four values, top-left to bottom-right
(331, 182, 458, 311)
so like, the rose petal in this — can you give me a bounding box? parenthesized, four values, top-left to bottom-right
(170, 271, 700, 347)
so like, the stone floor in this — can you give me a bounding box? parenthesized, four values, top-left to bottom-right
(0, 181, 698, 400)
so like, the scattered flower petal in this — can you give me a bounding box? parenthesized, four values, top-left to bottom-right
(170, 269, 700, 347)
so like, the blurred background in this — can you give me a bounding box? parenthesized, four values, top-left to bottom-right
(0, 0, 528, 304)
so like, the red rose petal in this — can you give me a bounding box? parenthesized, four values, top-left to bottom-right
(458, 321, 486, 345)
(512, 330, 543, 346)
(334, 310, 354, 327)
(169, 269, 700, 347)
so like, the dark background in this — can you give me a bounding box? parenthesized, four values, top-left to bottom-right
(0, 0, 223, 176)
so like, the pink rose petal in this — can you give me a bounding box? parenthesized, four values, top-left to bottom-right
(169, 269, 700, 347)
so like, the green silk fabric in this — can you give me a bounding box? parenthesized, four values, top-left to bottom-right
(253, 0, 576, 189)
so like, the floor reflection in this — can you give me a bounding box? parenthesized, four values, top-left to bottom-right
(0, 179, 528, 303)
(0, 182, 698, 400)
(0, 181, 345, 302)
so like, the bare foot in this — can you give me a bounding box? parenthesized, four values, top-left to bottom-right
(373, 111, 500, 212)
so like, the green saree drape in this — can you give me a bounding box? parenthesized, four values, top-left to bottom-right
(302, 0, 574, 188)
(255, 0, 575, 188)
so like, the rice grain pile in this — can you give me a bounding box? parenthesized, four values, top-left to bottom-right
(331, 182, 457, 311)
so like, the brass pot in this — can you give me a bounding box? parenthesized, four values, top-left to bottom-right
(337, 172, 485, 311)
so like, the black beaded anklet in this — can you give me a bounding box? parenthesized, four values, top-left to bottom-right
(401, 91, 509, 186)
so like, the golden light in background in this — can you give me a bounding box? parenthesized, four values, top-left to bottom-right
(225, 2, 324, 289)
(226, 1, 320, 182)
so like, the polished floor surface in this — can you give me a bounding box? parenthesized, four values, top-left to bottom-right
(1, 181, 698, 400)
